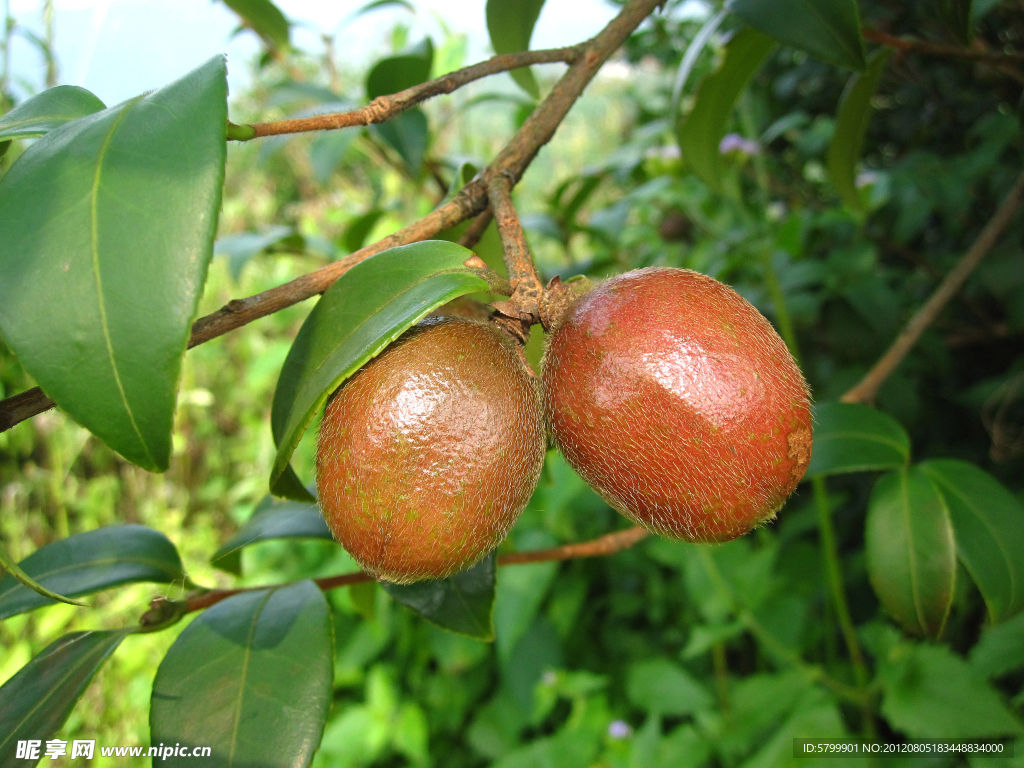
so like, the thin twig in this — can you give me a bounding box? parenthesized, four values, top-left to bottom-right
(457, 208, 494, 250)
(0, 0, 661, 434)
(863, 27, 1024, 64)
(180, 525, 650, 616)
(488, 172, 544, 322)
(248, 46, 584, 138)
(842, 168, 1024, 404)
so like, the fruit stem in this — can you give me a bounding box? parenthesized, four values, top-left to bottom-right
(487, 172, 545, 324)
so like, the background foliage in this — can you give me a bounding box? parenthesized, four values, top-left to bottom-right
(1, 0, 1024, 765)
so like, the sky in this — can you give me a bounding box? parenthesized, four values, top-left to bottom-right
(5, 0, 626, 105)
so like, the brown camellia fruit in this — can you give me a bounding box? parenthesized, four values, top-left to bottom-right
(542, 267, 812, 542)
(316, 316, 546, 583)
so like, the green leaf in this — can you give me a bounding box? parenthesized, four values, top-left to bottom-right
(0, 525, 184, 620)
(384, 552, 496, 639)
(366, 39, 433, 100)
(214, 225, 293, 282)
(344, 209, 387, 253)
(0, 629, 132, 764)
(370, 107, 429, 175)
(0, 541, 84, 613)
(805, 402, 910, 477)
(626, 658, 714, 716)
(486, 0, 546, 98)
(827, 49, 890, 212)
(0, 85, 105, 142)
(677, 28, 775, 190)
(865, 467, 956, 637)
(150, 581, 333, 767)
(353, 0, 416, 17)
(970, 610, 1024, 679)
(920, 459, 1024, 622)
(0, 56, 228, 472)
(221, 0, 290, 49)
(211, 495, 331, 574)
(269, 240, 489, 500)
(310, 129, 357, 185)
(878, 639, 1023, 737)
(727, 0, 866, 71)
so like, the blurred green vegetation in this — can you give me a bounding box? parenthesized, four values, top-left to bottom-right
(2, 0, 1024, 765)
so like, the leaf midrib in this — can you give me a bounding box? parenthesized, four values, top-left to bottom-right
(0, 555, 182, 602)
(89, 95, 156, 469)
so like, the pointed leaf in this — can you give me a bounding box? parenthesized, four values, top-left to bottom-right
(678, 28, 775, 190)
(366, 39, 433, 100)
(865, 467, 956, 636)
(806, 402, 910, 477)
(344, 209, 387, 253)
(0, 57, 228, 471)
(0, 629, 132, 764)
(0, 525, 184, 620)
(0, 541, 83, 612)
(486, 0, 545, 98)
(150, 581, 333, 767)
(384, 552, 496, 639)
(370, 107, 429, 175)
(0, 85, 105, 142)
(221, 0, 290, 49)
(727, 0, 866, 71)
(970, 610, 1024, 679)
(211, 495, 331, 573)
(920, 459, 1024, 622)
(269, 240, 489, 500)
(827, 49, 890, 212)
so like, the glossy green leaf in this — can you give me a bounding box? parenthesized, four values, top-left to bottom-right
(0, 85, 105, 142)
(370, 107, 429, 174)
(805, 402, 911, 477)
(384, 552, 496, 639)
(677, 28, 775, 190)
(0, 525, 184, 620)
(486, 0, 546, 98)
(222, 0, 290, 49)
(269, 240, 489, 501)
(0, 541, 83, 613)
(727, 0, 866, 71)
(211, 495, 331, 574)
(0, 629, 132, 764)
(150, 581, 333, 767)
(366, 39, 433, 100)
(920, 459, 1024, 622)
(865, 467, 956, 636)
(214, 225, 293, 282)
(970, 609, 1024, 679)
(0, 57, 228, 472)
(878, 639, 1023, 737)
(827, 49, 890, 212)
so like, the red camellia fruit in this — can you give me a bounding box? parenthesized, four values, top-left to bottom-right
(316, 317, 546, 583)
(542, 267, 812, 542)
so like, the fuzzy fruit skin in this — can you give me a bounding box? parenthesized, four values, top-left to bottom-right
(542, 267, 812, 542)
(316, 317, 545, 583)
